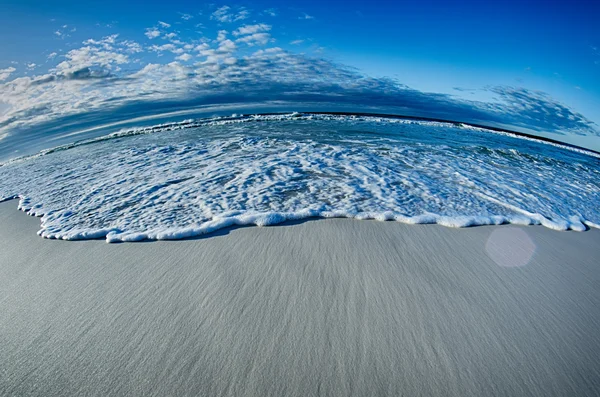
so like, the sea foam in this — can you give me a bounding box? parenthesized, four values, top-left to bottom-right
(0, 113, 598, 242)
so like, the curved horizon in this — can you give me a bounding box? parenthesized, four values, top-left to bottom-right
(1, 1, 600, 159)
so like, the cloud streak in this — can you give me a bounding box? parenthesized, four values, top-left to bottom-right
(211, 6, 249, 23)
(0, 67, 16, 81)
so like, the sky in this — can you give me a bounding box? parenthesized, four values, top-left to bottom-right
(1, 0, 599, 155)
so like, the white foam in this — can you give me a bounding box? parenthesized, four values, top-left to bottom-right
(1, 114, 598, 242)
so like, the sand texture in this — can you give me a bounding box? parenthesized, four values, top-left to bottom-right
(1, 200, 599, 396)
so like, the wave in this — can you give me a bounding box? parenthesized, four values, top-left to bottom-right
(4, 112, 598, 168)
(1, 113, 599, 242)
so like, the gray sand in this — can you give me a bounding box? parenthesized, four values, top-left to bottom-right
(1, 200, 599, 396)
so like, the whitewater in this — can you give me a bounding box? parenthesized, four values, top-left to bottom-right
(0, 113, 598, 243)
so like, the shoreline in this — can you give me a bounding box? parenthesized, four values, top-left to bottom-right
(1, 200, 600, 396)
(1, 197, 597, 243)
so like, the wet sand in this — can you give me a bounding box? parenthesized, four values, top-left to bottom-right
(1, 200, 599, 396)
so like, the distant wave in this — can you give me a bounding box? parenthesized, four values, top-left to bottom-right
(1, 114, 598, 242)
(3, 113, 598, 168)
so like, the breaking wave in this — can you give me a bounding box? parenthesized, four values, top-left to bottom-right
(1, 113, 599, 242)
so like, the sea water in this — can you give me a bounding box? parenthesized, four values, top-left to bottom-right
(0, 113, 598, 242)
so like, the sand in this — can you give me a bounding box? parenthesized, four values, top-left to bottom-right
(1, 199, 599, 396)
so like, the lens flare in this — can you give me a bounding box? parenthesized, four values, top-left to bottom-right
(485, 227, 536, 267)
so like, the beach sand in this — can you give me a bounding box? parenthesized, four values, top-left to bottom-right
(1, 199, 599, 396)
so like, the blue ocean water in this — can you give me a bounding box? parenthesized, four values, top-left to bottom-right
(0, 113, 598, 242)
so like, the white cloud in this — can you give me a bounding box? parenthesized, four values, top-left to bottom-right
(211, 6, 233, 22)
(149, 44, 184, 55)
(47, 52, 58, 60)
(83, 34, 119, 50)
(264, 8, 277, 17)
(236, 33, 271, 46)
(27, 63, 37, 70)
(128, 63, 161, 78)
(218, 39, 237, 53)
(158, 21, 171, 28)
(217, 30, 228, 42)
(122, 40, 143, 54)
(195, 32, 238, 65)
(0, 15, 595, 154)
(299, 13, 314, 20)
(145, 28, 161, 39)
(2, 43, 595, 153)
(53, 40, 131, 76)
(179, 13, 193, 21)
(235, 9, 250, 21)
(175, 53, 193, 62)
(0, 67, 16, 81)
(54, 30, 70, 39)
(194, 43, 210, 52)
(211, 6, 249, 23)
(233, 24, 271, 36)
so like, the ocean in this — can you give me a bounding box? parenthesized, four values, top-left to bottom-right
(1, 113, 599, 242)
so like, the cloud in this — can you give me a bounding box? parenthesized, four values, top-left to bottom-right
(211, 6, 233, 22)
(53, 25, 76, 38)
(233, 25, 272, 47)
(47, 52, 58, 60)
(45, 35, 137, 79)
(235, 10, 250, 21)
(83, 34, 119, 49)
(219, 39, 237, 51)
(194, 43, 210, 52)
(0, 67, 16, 81)
(145, 28, 161, 39)
(483, 86, 595, 135)
(233, 24, 271, 36)
(0, 19, 597, 158)
(175, 53, 193, 62)
(158, 21, 171, 28)
(3, 46, 595, 148)
(263, 8, 277, 17)
(211, 6, 249, 23)
(149, 43, 185, 55)
(236, 33, 272, 46)
(122, 40, 143, 54)
(299, 13, 314, 20)
(54, 30, 70, 39)
(215, 29, 229, 44)
(179, 13, 193, 21)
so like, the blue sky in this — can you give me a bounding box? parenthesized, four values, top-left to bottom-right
(1, 0, 599, 154)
